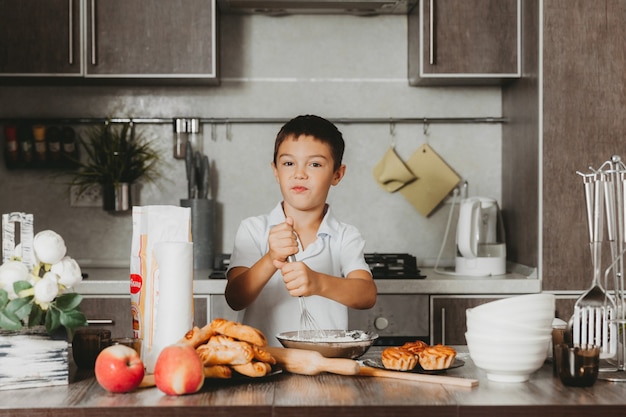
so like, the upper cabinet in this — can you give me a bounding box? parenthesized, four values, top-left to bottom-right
(0, 0, 218, 84)
(408, 0, 520, 86)
(0, 0, 82, 76)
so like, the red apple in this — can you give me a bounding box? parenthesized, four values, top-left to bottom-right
(154, 343, 204, 395)
(94, 344, 145, 393)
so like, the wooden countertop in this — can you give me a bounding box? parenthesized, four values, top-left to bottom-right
(1, 348, 625, 416)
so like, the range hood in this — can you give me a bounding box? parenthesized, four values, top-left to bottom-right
(217, 0, 418, 15)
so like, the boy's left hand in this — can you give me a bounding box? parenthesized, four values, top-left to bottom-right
(278, 261, 318, 297)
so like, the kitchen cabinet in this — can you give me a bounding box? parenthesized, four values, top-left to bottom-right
(84, 0, 217, 81)
(430, 295, 508, 345)
(430, 294, 579, 345)
(79, 296, 208, 339)
(0, 0, 218, 83)
(0, 0, 82, 76)
(502, 0, 626, 295)
(408, 0, 520, 86)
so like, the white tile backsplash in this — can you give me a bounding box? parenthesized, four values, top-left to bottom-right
(0, 14, 502, 266)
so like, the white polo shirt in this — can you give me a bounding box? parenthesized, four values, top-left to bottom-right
(228, 202, 370, 346)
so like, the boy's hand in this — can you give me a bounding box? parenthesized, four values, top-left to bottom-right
(279, 261, 318, 297)
(268, 217, 298, 265)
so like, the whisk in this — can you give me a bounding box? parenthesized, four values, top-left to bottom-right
(287, 254, 326, 338)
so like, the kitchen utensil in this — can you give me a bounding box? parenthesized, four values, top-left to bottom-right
(572, 172, 616, 357)
(275, 330, 378, 359)
(358, 365, 479, 388)
(287, 253, 326, 338)
(199, 155, 210, 199)
(455, 196, 506, 276)
(264, 346, 360, 376)
(185, 141, 195, 199)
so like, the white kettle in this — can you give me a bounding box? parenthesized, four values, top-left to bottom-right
(455, 197, 506, 276)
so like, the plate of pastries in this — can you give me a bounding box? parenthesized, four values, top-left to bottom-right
(363, 340, 464, 374)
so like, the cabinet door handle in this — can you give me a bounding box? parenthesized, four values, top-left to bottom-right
(429, 0, 436, 65)
(87, 319, 114, 325)
(68, 0, 73, 65)
(90, 0, 97, 65)
(441, 307, 446, 345)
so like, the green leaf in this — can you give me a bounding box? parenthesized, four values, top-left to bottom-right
(0, 309, 23, 330)
(0, 289, 8, 308)
(6, 297, 32, 320)
(45, 308, 61, 334)
(59, 309, 88, 330)
(28, 303, 44, 327)
(13, 280, 32, 294)
(54, 292, 82, 311)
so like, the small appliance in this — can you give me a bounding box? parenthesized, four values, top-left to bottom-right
(455, 197, 506, 276)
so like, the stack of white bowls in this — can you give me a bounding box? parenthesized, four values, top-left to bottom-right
(465, 293, 555, 383)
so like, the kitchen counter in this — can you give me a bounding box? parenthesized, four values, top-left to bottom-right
(76, 265, 540, 296)
(0, 347, 624, 417)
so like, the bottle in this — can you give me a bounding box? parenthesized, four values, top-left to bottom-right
(3, 125, 19, 165)
(17, 124, 34, 164)
(46, 126, 62, 165)
(32, 124, 47, 163)
(61, 126, 78, 166)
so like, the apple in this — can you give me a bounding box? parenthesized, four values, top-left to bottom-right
(94, 344, 145, 393)
(154, 343, 204, 395)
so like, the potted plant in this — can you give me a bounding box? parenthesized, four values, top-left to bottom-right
(69, 120, 161, 212)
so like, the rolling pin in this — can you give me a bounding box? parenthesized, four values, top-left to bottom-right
(264, 346, 360, 376)
(358, 366, 479, 388)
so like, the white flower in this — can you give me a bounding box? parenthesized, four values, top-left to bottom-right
(0, 261, 30, 299)
(33, 230, 67, 265)
(51, 256, 82, 288)
(34, 273, 60, 304)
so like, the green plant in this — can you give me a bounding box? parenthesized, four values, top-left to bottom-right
(70, 121, 161, 197)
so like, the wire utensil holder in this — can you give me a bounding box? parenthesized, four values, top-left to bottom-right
(576, 156, 626, 381)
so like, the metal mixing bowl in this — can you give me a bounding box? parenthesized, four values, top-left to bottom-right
(275, 330, 378, 359)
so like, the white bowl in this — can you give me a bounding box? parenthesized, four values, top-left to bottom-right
(465, 331, 550, 383)
(466, 309, 554, 336)
(471, 293, 555, 316)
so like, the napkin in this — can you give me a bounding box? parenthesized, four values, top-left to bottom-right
(372, 147, 417, 192)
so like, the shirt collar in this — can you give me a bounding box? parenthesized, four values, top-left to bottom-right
(268, 202, 339, 238)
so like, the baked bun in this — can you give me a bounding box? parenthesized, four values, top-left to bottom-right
(417, 344, 457, 370)
(381, 347, 418, 371)
(401, 340, 429, 356)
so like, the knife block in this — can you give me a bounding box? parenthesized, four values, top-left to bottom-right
(180, 198, 216, 270)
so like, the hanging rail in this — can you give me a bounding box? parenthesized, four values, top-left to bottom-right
(0, 116, 506, 125)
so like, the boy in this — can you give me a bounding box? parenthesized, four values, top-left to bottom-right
(225, 115, 377, 345)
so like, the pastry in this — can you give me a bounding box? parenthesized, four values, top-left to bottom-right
(381, 346, 418, 371)
(210, 318, 268, 347)
(401, 340, 429, 356)
(417, 344, 457, 370)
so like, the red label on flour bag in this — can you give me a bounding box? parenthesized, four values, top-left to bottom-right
(130, 274, 142, 294)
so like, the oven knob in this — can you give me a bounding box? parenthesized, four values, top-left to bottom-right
(374, 316, 389, 330)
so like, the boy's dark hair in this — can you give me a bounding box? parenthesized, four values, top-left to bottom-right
(273, 115, 345, 171)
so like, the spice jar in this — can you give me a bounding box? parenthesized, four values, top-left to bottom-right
(32, 124, 47, 163)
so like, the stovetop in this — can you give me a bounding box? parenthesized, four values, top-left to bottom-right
(209, 253, 425, 279)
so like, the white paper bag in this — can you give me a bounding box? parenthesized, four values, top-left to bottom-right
(130, 205, 191, 372)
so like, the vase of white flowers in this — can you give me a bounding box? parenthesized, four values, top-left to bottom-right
(0, 227, 87, 390)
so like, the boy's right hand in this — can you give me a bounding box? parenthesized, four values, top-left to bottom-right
(268, 217, 298, 266)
